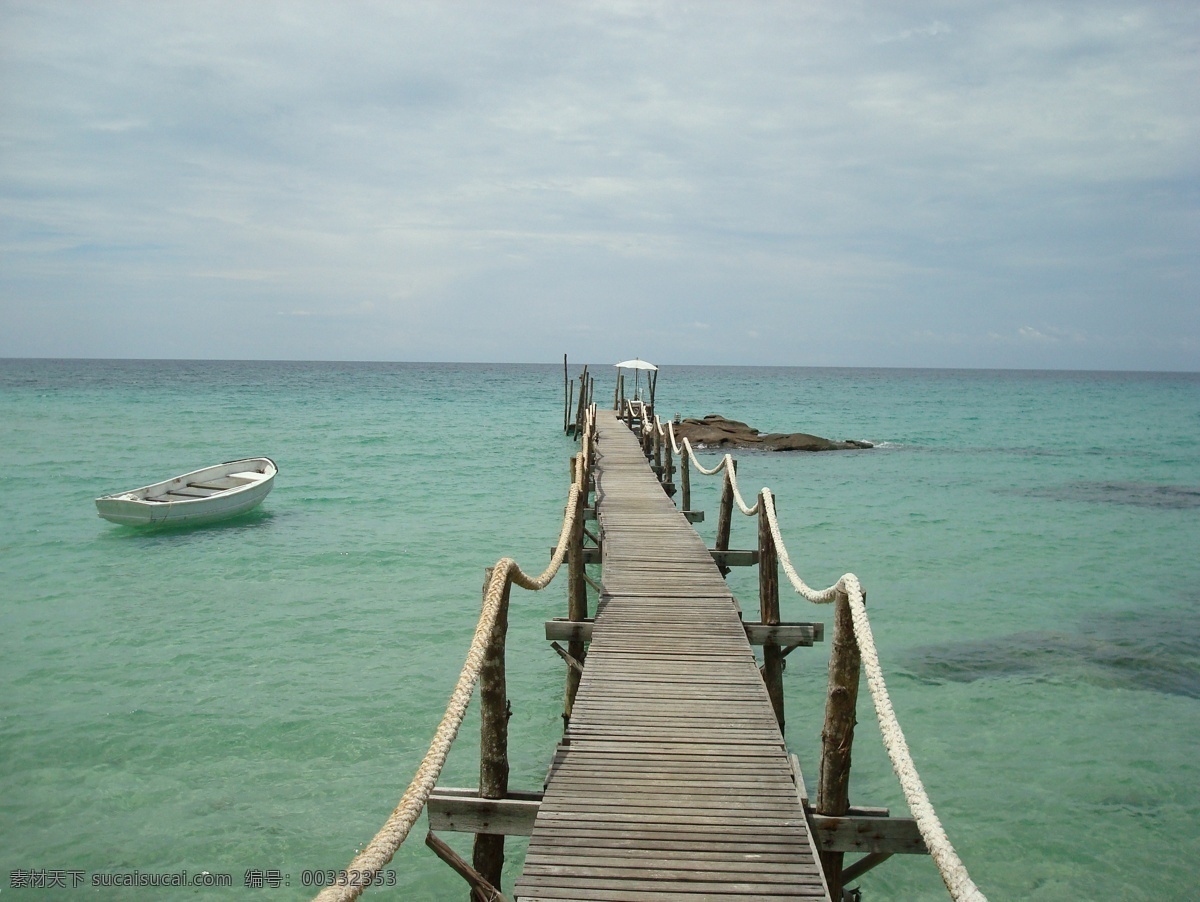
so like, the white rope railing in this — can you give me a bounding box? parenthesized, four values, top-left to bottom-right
(726, 459, 759, 516)
(837, 571, 986, 902)
(666, 420, 683, 457)
(662, 423, 757, 515)
(759, 487, 842, 605)
(683, 440, 727, 475)
(676, 440, 986, 902)
(314, 414, 595, 902)
(759, 490, 985, 901)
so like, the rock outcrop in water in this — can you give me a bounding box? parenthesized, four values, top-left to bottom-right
(671, 414, 872, 452)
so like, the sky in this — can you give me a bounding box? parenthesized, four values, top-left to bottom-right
(1, 1, 1197, 370)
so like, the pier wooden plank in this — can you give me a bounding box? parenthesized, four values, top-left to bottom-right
(514, 410, 829, 901)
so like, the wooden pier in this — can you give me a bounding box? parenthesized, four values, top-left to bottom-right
(320, 373, 981, 902)
(515, 409, 829, 900)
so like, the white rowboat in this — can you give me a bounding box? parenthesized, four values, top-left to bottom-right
(95, 457, 277, 527)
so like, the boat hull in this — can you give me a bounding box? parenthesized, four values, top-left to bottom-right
(95, 458, 277, 527)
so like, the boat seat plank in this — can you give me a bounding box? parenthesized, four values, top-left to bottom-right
(163, 488, 219, 499)
(190, 476, 254, 490)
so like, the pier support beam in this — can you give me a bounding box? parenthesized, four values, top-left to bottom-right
(662, 426, 675, 497)
(546, 617, 822, 646)
(563, 355, 572, 434)
(680, 449, 691, 512)
(429, 789, 927, 857)
(817, 586, 863, 899)
(572, 366, 590, 438)
(758, 491, 784, 731)
(564, 454, 589, 726)
(427, 831, 511, 902)
(472, 570, 512, 893)
(715, 461, 735, 576)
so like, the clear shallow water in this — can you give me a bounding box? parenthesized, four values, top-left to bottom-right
(2, 360, 1197, 900)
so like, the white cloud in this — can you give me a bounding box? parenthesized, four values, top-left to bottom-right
(1018, 326, 1056, 343)
(0, 0, 1196, 368)
(874, 20, 953, 44)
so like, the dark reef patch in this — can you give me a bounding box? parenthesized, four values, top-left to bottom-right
(1028, 481, 1200, 510)
(899, 605, 1200, 699)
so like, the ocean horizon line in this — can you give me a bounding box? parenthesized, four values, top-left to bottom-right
(2, 356, 1197, 376)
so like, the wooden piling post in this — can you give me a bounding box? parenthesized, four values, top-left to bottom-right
(663, 425, 674, 494)
(573, 366, 589, 438)
(681, 447, 691, 512)
(816, 587, 862, 900)
(473, 568, 511, 891)
(758, 492, 784, 731)
(652, 419, 663, 473)
(563, 354, 569, 433)
(564, 455, 588, 725)
(715, 461, 735, 575)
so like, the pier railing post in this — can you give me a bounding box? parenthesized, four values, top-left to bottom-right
(715, 461, 735, 575)
(563, 354, 570, 433)
(757, 492, 784, 731)
(473, 568, 511, 892)
(573, 366, 589, 438)
(564, 454, 588, 725)
(816, 586, 862, 900)
(662, 425, 675, 496)
(681, 447, 691, 512)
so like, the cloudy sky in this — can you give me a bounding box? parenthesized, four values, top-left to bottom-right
(1, 1, 1196, 369)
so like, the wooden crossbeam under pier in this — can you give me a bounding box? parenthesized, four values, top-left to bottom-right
(428, 789, 927, 856)
(545, 618, 824, 647)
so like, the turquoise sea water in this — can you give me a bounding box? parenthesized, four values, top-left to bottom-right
(2, 359, 1197, 900)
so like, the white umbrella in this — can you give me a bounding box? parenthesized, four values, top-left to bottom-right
(614, 359, 657, 399)
(614, 358, 657, 371)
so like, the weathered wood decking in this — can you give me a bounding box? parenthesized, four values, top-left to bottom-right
(514, 410, 830, 901)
